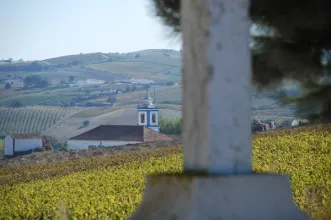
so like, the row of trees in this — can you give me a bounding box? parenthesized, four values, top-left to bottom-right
(0, 61, 43, 72)
(159, 115, 181, 135)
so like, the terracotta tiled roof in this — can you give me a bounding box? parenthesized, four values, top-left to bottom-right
(143, 127, 173, 142)
(68, 125, 172, 142)
(9, 133, 42, 139)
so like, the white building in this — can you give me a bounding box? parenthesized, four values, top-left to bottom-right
(130, 78, 154, 84)
(67, 125, 171, 150)
(67, 90, 169, 150)
(5, 79, 24, 85)
(4, 133, 43, 157)
(70, 79, 106, 87)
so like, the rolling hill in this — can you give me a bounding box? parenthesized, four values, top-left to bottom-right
(43, 52, 110, 65)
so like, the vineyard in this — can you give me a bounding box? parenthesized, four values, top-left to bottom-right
(0, 106, 77, 134)
(0, 125, 331, 219)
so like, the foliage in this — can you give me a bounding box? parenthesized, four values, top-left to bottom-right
(0, 126, 331, 219)
(68, 75, 75, 84)
(0, 139, 3, 159)
(58, 141, 68, 152)
(0, 61, 43, 72)
(159, 114, 181, 135)
(149, 0, 331, 122)
(9, 100, 23, 108)
(44, 136, 67, 151)
(165, 81, 175, 86)
(4, 82, 11, 89)
(0, 106, 76, 133)
(0, 147, 182, 186)
(24, 74, 49, 88)
(107, 95, 117, 103)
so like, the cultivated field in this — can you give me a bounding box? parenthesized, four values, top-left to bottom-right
(0, 106, 78, 134)
(88, 50, 181, 82)
(44, 52, 110, 65)
(0, 125, 330, 219)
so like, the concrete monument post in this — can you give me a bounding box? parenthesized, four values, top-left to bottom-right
(128, 0, 308, 219)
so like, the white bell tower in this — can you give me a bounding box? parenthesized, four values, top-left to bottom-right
(137, 89, 160, 132)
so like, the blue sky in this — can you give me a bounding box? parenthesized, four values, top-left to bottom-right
(0, 0, 181, 61)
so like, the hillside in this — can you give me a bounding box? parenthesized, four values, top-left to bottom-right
(117, 85, 181, 104)
(0, 50, 181, 85)
(88, 50, 181, 82)
(43, 52, 110, 65)
(0, 125, 330, 219)
(0, 106, 78, 135)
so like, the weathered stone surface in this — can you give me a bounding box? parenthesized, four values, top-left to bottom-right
(181, 0, 252, 174)
(127, 174, 308, 220)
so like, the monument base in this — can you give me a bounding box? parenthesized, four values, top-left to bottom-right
(127, 173, 309, 220)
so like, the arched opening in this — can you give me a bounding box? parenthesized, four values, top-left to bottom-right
(152, 113, 156, 123)
(140, 113, 145, 123)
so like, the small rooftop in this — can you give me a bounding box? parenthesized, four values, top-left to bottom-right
(8, 133, 43, 139)
(69, 125, 172, 142)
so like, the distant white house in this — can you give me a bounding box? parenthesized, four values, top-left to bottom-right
(67, 125, 172, 150)
(5, 79, 24, 87)
(291, 119, 309, 127)
(129, 78, 154, 84)
(69, 78, 105, 87)
(4, 133, 43, 157)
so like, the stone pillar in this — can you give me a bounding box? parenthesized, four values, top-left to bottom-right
(181, 0, 252, 175)
(127, 0, 309, 219)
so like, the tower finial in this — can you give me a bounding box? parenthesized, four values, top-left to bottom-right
(154, 88, 156, 104)
(138, 91, 140, 107)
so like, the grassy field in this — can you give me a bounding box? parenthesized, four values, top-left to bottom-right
(43, 52, 110, 65)
(89, 61, 181, 82)
(0, 81, 133, 107)
(0, 125, 330, 219)
(87, 49, 182, 82)
(0, 106, 78, 134)
(117, 85, 182, 104)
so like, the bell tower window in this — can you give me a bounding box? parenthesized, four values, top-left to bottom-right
(140, 113, 145, 123)
(152, 113, 156, 123)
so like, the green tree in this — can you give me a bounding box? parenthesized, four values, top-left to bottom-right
(68, 75, 76, 84)
(150, 0, 331, 123)
(107, 95, 117, 103)
(24, 75, 48, 88)
(5, 82, 11, 89)
(10, 100, 23, 108)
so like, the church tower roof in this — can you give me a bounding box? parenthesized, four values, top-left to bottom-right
(138, 89, 158, 108)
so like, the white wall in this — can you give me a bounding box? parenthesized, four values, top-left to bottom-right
(4, 137, 42, 156)
(4, 135, 13, 156)
(67, 140, 142, 150)
(15, 139, 43, 152)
